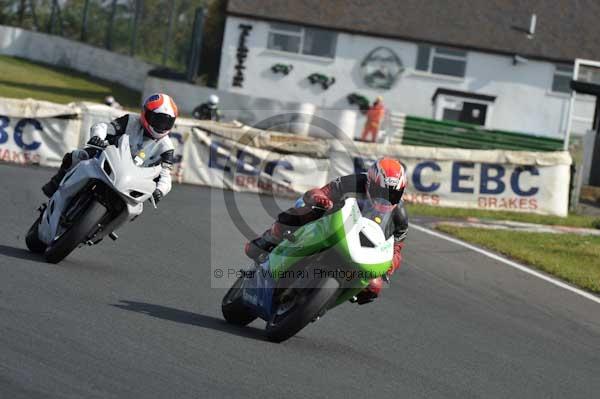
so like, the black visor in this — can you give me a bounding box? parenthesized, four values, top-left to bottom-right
(369, 184, 404, 205)
(145, 111, 175, 133)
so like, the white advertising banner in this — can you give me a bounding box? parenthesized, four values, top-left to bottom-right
(182, 128, 330, 197)
(0, 97, 572, 216)
(330, 144, 572, 216)
(0, 98, 81, 167)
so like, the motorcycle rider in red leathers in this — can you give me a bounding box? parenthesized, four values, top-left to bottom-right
(245, 157, 409, 305)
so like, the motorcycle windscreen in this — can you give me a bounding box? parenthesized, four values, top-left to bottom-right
(338, 198, 394, 275)
(269, 198, 393, 278)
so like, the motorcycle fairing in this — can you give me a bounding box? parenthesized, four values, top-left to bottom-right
(239, 262, 276, 320)
(268, 198, 393, 280)
(38, 135, 161, 245)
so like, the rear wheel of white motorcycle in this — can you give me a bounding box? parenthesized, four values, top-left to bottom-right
(25, 212, 46, 254)
(222, 275, 257, 326)
(266, 277, 339, 343)
(44, 200, 107, 264)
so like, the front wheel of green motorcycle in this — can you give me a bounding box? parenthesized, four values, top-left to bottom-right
(222, 275, 258, 326)
(266, 277, 339, 343)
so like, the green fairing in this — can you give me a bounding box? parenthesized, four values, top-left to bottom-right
(268, 205, 392, 307)
(268, 210, 344, 277)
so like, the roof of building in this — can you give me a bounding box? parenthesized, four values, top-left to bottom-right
(227, 0, 600, 63)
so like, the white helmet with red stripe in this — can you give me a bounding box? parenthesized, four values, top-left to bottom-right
(366, 157, 407, 206)
(141, 93, 179, 140)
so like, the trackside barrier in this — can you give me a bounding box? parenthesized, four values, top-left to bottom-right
(0, 97, 572, 216)
(0, 98, 81, 167)
(0, 25, 152, 91)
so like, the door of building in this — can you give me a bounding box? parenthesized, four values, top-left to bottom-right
(460, 102, 487, 125)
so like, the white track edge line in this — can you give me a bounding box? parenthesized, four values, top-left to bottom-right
(410, 223, 600, 305)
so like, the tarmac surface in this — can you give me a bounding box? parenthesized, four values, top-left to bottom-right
(1, 163, 599, 399)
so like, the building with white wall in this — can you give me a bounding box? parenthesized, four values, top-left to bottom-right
(218, 0, 600, 139)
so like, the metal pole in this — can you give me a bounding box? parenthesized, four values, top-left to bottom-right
(81, 0, 90, 42)
(564, 60, 580, 150)
(130, 0, 143, 56)
(47, 0, 56, 33)
(105, 0, 118, 50)
(186, 8, 205, 82)
(18, 0, 26, 26)
(162, 0, 177, 66)
(28, 0, 39, 30)
(55, 0, 64, 36)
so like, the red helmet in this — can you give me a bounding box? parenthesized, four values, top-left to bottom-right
(366, 157, 407, 205)
(141, 93, 178, 140)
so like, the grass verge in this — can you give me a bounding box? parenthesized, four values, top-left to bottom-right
(406, 203, 600, 229)
(0, 55, 140, 108)
(436, 225, 600, 294)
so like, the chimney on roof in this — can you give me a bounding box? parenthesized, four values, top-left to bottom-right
(528, 13, 537, 37)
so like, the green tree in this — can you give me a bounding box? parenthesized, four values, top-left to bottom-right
(1, 0, 227, 81)
(198, 0, 226, 86)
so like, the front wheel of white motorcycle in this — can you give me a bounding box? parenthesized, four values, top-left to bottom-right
(25, 211, 47, 254)
(44, 200, 107, 264)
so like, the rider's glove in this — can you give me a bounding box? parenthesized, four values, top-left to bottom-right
(355, 277, 383, 305)
(152, 189, 163, 203)
(312, 194, 333, 209)
(87, 136, 108, 149)
(306, 189, 333, 210)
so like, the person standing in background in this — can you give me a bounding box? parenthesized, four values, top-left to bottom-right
(192, 94, 221, 121)
(104, 96, 123, 110)
(361, 96, 385, 142)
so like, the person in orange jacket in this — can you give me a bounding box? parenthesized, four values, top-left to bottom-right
(361, 96, 385, 142)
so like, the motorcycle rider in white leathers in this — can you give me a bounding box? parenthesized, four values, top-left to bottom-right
(42, 93, 179, 203)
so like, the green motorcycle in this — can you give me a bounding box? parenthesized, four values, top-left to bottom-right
(222, 197, 394, 343)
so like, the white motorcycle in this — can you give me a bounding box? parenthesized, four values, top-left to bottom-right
(25, 135, 161, 263)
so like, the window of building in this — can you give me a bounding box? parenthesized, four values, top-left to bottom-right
(433, 89, 496, 127)
(578, 65, 600, 85)
(416, 45, 467, 78)
(552, 65, 573, 93)
(267, 23, 337, 58)
(267, 23, 302, 53)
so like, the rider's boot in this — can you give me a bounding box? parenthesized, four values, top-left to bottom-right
(244, 223, 284, 262)
(42, 153, 72, 198)
(352, 277, 383, 305)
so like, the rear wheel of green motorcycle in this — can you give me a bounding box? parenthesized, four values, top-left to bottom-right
(44, 200, 107, 264)
(266, 277, 339, 343)
(222, 275, 257, 326)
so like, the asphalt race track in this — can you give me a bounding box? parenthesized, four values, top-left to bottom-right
(1, 162, 599, 399)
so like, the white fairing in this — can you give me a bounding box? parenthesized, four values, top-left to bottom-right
(340, 198, 394, 265)
(38, 135, 162, 244)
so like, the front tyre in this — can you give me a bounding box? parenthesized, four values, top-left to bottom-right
(266, 277, 339, 343)
(222, 275, 257, 326)
(25, 212, 46, 254)
(44, 200, 107, 264)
